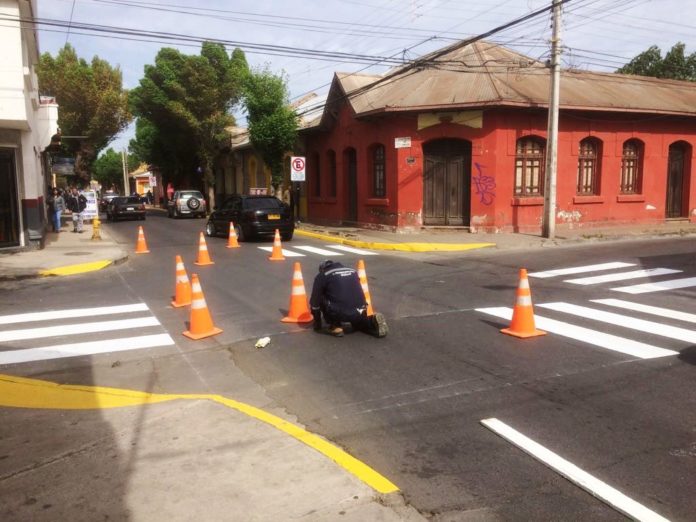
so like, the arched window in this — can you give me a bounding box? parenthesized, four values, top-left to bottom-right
(577, 138, 602, 195)
(313, 152, 321, 197)
(621, 139, 643, 194)
(327, 149, 337, 198)
(371, 144, 386, 198)
(515, 137, 545, 196)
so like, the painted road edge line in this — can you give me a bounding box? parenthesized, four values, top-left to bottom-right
(39, 260, 113, 277)
(295, 229, 495, 252)
(480, 418, 670, 522)
(0, 374, 399, 495)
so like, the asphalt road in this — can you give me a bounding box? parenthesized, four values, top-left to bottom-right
(3, 209, 696, 520)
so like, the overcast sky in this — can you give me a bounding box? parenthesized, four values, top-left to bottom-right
(36, 0, 696, 151)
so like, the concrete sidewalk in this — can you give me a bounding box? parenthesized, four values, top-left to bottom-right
(296, 220, 696, 252)
(0, 220, 128, 280)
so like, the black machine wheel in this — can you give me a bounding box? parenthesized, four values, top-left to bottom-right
(187, 197, 201, 210)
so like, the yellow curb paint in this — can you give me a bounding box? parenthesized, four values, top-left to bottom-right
(39, 260, 112, 277)
(295, 229, 495, 252)
(0, 373, 399, 495)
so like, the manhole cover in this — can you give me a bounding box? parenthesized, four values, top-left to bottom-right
(64, 252, 92, 256)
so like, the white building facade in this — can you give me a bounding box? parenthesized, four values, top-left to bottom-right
(0, 0, 58, 249)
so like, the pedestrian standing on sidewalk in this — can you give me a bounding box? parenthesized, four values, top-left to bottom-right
(65, 186, 87, 233)
(309, 259, 388, 338)
(47, 188, 65, 232)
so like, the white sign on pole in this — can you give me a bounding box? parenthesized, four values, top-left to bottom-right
(290, 156, 306, 182)
(149, 175, 157, 187)
(394, 137, 412, 148)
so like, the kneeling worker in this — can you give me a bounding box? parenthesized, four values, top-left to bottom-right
(310, 260, 388, 338)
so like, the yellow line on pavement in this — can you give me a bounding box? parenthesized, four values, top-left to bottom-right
(0, 373, 399, 494)
(39, 260, 112, 277)
(295, 229, 495, 252)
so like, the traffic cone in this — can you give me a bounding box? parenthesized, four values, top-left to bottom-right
(356, 259, 375, 315)
(281, 262, 313, 323)
(268, 229, 285, 261)
(194, 232, 214, 266)
(226, 221, 240, 248)
(135, 226, 149, 254)
(183, 273, 223, 340)
(171, 255, 192, 308)
(501, 268, 547, 338)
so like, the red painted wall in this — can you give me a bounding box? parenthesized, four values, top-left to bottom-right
(305, 102, 696, 233)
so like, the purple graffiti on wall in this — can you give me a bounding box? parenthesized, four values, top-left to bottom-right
(473, 162, 496, 205)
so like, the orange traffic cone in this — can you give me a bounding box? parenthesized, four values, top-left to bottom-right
(268, 229, 285, 261)
(171, 255, 192, 308)
(182, 273, 223, 340)
(226, 221, 240, 248)
(194, 232, 214, 266)
(501, 268, 547, 338)
(135, 226, 149, 254)
(356, 259, 375, 315)
(281, 262, 313, 323)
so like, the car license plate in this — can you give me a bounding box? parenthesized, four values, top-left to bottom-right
(127, 207, 134, 210)
(268, 214, 280, 220)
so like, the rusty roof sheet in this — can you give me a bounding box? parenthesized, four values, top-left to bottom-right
(334, 40, 696, 118)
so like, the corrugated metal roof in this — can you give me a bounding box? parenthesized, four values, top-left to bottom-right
(333, 40, 696, 118)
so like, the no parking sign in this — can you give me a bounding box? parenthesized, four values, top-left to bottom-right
(290, 156, 305, 182)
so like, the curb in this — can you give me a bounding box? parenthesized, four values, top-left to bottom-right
(295, 228, 496, 252)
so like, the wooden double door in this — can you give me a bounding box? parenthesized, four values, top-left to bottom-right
(423, 139, 471, 226)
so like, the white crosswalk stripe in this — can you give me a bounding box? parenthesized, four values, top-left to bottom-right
(564, 268, 682, 285)
(258, 244, 379, 258)
(326, 244, 379, 255)
(0, 302, 174, 366)
(528, 262, 635, 278)
(0, 303, 149, 325)
(475, 306, 677, 359)
(592, 299, 696, 324)
(612, 277, 696, 294)
(294, 245, 344, 256)
(537, 302, 696, 344)
(257, 246, 305, 257)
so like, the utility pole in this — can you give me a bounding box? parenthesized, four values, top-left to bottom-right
(542, 0, 562, 239)
(121, 149, 129, 195)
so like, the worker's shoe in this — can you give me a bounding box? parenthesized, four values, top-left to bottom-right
(327, 325, 344, 337)
(370, 313, 388, 338)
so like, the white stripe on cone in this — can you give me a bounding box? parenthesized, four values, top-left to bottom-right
(191, 298, 207, 309)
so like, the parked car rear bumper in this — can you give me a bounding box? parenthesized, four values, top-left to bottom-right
(243, 222, 294, 237)
(113, 210, 146, 220)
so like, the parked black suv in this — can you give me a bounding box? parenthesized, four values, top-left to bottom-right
(205, 195, 294, 241)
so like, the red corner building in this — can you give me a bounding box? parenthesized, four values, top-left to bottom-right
(301, 41, 696, 233)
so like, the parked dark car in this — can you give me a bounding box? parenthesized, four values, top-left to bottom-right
(106, 196, 146, 221)
(206, 195, 294, 241)
(167, 190, 207, 218)
(99, 191, 119, 212)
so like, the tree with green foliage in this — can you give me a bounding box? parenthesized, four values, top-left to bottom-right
(244, 68, 298, 186)
(37, 44, 132, 179)
(130, 43, 248, 201)
(617, 42, 696, 81)
(92, 148, 139, 193)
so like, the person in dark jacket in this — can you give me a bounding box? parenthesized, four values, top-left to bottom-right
(65, 186, 88, 233)
(309, 260, 388, 338)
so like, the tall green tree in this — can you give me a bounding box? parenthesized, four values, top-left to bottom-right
(130, 43, 248, 201)
(92, 148, 139, 193)
(37, 44, 132, 179)
(244, 68, 298, 186)
(617, 42, 696, 81)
